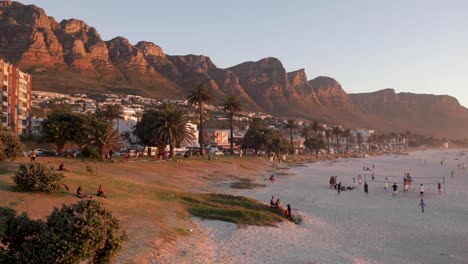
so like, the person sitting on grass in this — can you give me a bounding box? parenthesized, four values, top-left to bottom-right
(274, 198, 281, 209)
(76, 186, 92, 199)
(97, 185, 107, 198)
(270, 196, 275, 207)
(58, 163, 70, 171)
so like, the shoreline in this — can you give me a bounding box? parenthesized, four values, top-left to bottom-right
(151, 148, 468, 263)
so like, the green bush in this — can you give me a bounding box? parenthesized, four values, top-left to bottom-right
(0, 128, 24, 162)
(12, 162, 64, 193)
(0, 200, 126, 263)
(81, 146, 100, 159)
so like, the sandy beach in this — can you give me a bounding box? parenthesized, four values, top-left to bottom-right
(155, 150, 468, 264)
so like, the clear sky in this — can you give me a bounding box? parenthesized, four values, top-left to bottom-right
(22, 0, 468, 107)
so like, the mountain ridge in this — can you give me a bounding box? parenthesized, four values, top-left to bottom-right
(0, 1, 467, 139)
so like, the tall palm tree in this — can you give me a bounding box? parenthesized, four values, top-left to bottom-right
(356, 132, 363, 152)
(102, 104, 124, 131)
(311, 121, 321, 139)
(332, 126, 342, 153)
(156, 104, 195, 158)
(132, 110, 142, 123)
(284, 119, 297, 154)
(88, 121, 122, 161)
(249, 117, 265, 131)
(187, 83, 212, 158)
(222, 95, 242, 155)
(301, 125, 312, 141)
(343, 129, 352, 152)
(325, 129, 332, 153)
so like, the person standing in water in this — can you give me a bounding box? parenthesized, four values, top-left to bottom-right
(364, 182, 369, 196)
(419, 199, 425, 214)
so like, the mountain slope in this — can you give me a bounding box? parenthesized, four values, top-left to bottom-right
(1, 1, 467, 139)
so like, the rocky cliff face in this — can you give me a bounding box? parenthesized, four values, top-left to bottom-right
(1, 1, 467, 138)
(350, 90, 468, 138)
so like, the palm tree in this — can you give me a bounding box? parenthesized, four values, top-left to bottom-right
(284, 119, 297, 154)
(132, 110, 142, 123)
(101, 104, 124, 131)
(343, 129, 352, 152)
(325, 129, 332, 153)
(357, 132, 363, 152)
(222, 95, 242, 155)
(332, 126, 342, 153)
(311, 121, 321, 139)
(249, 117, 265, 131)
(156, 104, 195, 158)
(187, 83, 212, 158)
(88, 121, 122, 161)
(301, 125, 312, 141)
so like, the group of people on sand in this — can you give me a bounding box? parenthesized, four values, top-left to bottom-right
(76, 185, 107, 199)
(270, 196, 292, 219)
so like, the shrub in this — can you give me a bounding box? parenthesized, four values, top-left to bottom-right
(81, 146, 100, 159)
(12, 162, 64, 193)
(0, 128, 24, 162)
(0, 200, 126, 264)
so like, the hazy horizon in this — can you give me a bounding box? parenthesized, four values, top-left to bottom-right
(21, 0, 468, 107)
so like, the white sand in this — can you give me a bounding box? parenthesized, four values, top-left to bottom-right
(156, 150, 468, 264)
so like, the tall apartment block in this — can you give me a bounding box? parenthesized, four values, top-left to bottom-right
(0, 59, 32, 135)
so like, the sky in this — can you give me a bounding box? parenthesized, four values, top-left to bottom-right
(22, 0, 468, 107)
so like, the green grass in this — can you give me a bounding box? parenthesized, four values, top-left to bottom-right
(230, 179, 266, 189)
(179, 193, 286, 226)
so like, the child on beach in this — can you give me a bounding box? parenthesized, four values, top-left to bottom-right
(419, 199, 425, 214)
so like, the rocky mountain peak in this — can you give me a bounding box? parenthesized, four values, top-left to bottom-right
(287, 69, 308, 85)
(135, 41, 165, 58)
(0, 1, 50, 29)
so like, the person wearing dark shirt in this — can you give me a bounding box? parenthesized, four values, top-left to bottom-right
(364, 182, 369, 196)
(392, 183, 398, 197)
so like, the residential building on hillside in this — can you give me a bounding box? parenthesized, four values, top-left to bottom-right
(0, 60, 32, 134)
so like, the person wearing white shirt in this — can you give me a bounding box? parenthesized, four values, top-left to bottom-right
(419, 184, 424, 197)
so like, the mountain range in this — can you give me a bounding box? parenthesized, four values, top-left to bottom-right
(1, 1, 467, 139)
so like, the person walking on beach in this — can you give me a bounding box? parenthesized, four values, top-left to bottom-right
(337, 182, 342, 195)
(438, 182, 442, 195)
(419, 199, 425, 214)
(364, 182, 369, 196)
(419, 184, 424, 197)
(384, 178, 388, 190)
(392, 183, 398, 197)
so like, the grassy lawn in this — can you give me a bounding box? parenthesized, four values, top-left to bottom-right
(0, 155, 276, 262)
